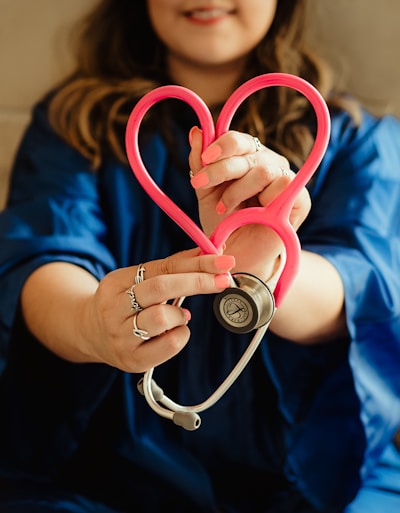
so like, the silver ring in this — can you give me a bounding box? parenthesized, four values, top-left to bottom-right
(126, 284, 143, 312)
(189, 170, 194, 179)
(132, 313, 150, 340)
(253, 136, 262, 152)
(135, 263, 146, 284)
(281, 168, 290, 177)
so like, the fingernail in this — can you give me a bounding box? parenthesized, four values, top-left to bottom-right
(215, 255, 235, 270)
(214, 273, 230, 289)
(191, 171, 209, 189)
(202, 144, 222, 164)
(216, 200, 227, 215)
(182, 308, 191, 323)
(188, 126, 199, 145)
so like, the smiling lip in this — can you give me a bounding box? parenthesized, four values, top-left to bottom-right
(184, 7, 233, 25)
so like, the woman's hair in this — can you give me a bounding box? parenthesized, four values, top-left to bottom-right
(48, 0, 359, 170)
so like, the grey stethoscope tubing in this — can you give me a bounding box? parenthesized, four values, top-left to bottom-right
(137, 254, 286, 431)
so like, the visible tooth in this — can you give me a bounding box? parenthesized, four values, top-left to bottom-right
(191, 9, 226, 19)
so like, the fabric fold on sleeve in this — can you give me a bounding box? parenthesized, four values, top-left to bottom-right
(289, 111, 400, 508)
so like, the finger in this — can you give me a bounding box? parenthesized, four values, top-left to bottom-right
(257, 171, 294, 207)
(147, 249, 235, 279)
(214, 161, 293, 214)
(120, 249, 235, 287)
(115, 312, 191, 373)
(130, 303, 190, 340)
(257, 171, 311, 229)
(126, 324, 191, 373)
(126, 271, 231, 310)
(190, 130, 263, 188)
(201, 130, 263, 165)
(108, 249, 234, 294)
(289, 186, 312, 230)
(191, 147, 290, 191)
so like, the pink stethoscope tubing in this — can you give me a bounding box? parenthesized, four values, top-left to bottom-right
(125, 74, 331, 429)
(125, 73, 331, 307)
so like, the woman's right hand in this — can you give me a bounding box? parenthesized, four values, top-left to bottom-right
(21, 249, 235, 373)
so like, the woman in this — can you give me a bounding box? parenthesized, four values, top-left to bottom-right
(0, 0, 399, 511)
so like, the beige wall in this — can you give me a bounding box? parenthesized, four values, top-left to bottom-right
(0, 0, 97, 208)
(307, 0, 400, 116)
(1, 0, 399, 209)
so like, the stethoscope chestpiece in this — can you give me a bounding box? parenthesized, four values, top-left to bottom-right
(213, 273, 275, 334)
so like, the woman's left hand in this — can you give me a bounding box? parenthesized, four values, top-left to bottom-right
(188, 126, 311, 280)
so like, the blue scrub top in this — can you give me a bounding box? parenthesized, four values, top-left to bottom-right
(0, 101, 400, 513)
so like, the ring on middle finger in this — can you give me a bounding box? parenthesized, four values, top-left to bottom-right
(126, 284, 144, 312)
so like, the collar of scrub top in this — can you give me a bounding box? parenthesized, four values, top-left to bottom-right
(125, 73, 331, 430)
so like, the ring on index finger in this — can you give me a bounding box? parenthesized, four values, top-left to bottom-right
(253, 136, 262, 152)
(135, 263, 146, 284)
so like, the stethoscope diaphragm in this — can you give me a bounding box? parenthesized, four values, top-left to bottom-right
(213, 273, 275, 334)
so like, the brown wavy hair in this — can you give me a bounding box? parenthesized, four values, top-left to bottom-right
(48, 0, 359, 170)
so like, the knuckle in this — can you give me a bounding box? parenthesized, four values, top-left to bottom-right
(163, 326, 190, 354)
(159, 256, 175, 275)
(216, 156, 234, 177)
(255, 165, 272, 186)
(244, 154, 257, 170)
(195, 272, 210, 292)
(151, 305, 170, 328)
(221, 130, 241, 151)
(197, 255, 209, 273)
(149, 274, 170, 300)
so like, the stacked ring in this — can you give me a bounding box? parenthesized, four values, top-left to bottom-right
(126, 284, 143, 312)
(253, 136, 262, 152)
(132, 313, 150, 340)
(126, 263, 146, 311)
(135, 263, 146, 284)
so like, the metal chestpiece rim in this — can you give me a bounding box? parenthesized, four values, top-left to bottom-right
(213, 272, 275, 334)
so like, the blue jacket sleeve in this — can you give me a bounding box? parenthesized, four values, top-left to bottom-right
(303, 110, 400, 478)
(0, 103, 117, 367)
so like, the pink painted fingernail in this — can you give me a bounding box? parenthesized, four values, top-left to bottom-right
(214, 273, 230, 289)
(182, 308, 191, 323)
(191, 171, 209, 189)
(216, 200, 227, 215)
(202, 144, 222, 164)
(215, 255, 235, 270)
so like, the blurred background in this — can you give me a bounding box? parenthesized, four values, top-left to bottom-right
(1, 0, 399, 208)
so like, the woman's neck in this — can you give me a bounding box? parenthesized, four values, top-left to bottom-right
(167, 55, 247, 107)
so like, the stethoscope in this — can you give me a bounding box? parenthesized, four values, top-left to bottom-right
(125, 73, 331, 430)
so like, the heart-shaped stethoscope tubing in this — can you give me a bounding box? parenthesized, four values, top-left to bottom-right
(125, 73, 331, 430)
